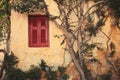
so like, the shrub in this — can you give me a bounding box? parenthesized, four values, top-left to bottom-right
(6, 68, 26, 80)
(26, 65, 41, 80)
(4, 53, 69, 80)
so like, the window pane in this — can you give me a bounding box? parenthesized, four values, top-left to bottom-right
(41, 19, 46, 26)
(32, 30, 37, 43)
(41, 29, 46, 43)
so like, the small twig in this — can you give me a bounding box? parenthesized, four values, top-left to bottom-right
(74, 1, 106, 33)
(84, 1, 106, 17)
(99, 29, 111, 40)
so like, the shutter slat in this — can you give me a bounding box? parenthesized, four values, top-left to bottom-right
(32, 30, 37, 44)
(41, 19, 46, 26)
(41, 29, 46, 43)
(33, 17, 37, 27)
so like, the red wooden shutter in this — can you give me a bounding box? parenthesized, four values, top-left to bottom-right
(29, 15, 49, 47)
(29, 16, 39, 47)
(39, 16, 49, 47)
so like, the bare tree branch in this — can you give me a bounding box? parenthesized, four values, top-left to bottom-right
(84, 1, 106, 17)
(74, 1, 106, 33)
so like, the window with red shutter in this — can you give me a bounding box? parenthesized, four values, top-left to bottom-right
(29, 15, 49, 47)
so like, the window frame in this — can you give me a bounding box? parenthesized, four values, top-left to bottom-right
(28, 15, 49, 47)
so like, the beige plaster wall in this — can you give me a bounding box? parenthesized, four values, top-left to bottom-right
(10, 0, 120, 74)
(10, 0, 71, 70)
(0, 1, 119, 80)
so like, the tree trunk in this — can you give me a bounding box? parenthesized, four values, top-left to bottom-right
(0, 50, 7, 80)
(67, 38, 86, 80)
(0, 0, 11, 79)
(69, 46, 86, 80)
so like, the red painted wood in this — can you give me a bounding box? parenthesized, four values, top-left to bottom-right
(28, 15, 49, 47)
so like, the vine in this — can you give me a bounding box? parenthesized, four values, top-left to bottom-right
(11, 0, 47, 13)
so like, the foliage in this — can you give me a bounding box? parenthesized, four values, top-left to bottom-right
(0, 0, 10, 42)
(26, 65, 41, 80)
(39, 61, 69, 80)
(5, 53, 26, 80)
(6, 52, 19, 70)
(58, 66, 69, 80)
(83, 61, 113, 80)
(46, 68, 58, 80)
(114, 58, 120, 73)
(6, 68, 26, 80)
(58, 66, 66, 73)
(4, 53, 69, 80)
(93, 0, 120, 18)
(12, 0, 46, 13)
(82, 43, 99, 54)
(0, 16, 8, 42)
(83, 64, 93, 80)
(39, 59, 48, 71)
(107, 0, 120, 18)
(85, 17, 106, 37)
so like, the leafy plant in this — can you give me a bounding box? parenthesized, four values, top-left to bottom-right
(26, 65, 41, 80)
(6, 52, 19, 70)
(6, 68, 26, 80)
(0, 0, 10, 42)
(5, 53, 26, 80)
(83, 64, 93, 80)
(39, 60, 69, 80)
(39, 60, 48, 71)
(107, 0, 120, 18)
(4, 54, 69, 80)
(12, 0, 47, 13)
(58, 66, 69, 80)
(46, 67, 58, 80)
